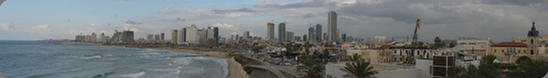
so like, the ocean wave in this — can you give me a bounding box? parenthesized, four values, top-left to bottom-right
(81, 55, 103, 60)
(119, 71, 145, 78)
(172, 58, 193, 65)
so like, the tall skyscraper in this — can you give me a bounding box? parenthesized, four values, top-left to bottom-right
(171, 30, 178, 44)
(177, 28, 185, 44)
(147, 34, 154, 40)
(267, 23, 275, 41)
(278, 23, 286, 42)
(315, 24, 322, 41)
(308, 27, 316, 42)
(328, 11, 338, 42)
(213, 27, 219, 44)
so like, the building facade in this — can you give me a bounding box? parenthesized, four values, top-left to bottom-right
(328, 11, 338, 42)
(278, 23, 286, 42)
(267, 22, 275, 41)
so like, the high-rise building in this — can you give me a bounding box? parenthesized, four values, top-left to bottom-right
(147, 34, 154, 40)
(308, 27, 316, 42)
(328, 11, 338, 42)
(121, 30, 134, 43)
(315, 24, 322, 41)
(303, 35, 308, 42)
(286, 32, 294, 41)
(267, 23, 275, 41)
(243, 31, 250, 40)
(213, 27, 219, 44)
(172, 30, 178, 44)
(197, 29, 207, 41)
(278, 23, 286, 42)
(99, 32, 106, 42)
(178, 28, 186, 44)
(160, 33, 165, 40)
(342, 33, 347, 42)
(154, 34, 160, 40)
(185, 25, 199, 44)
(90, 32, 97, 42)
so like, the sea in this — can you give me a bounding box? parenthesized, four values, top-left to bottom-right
(0, 40, 227, 78)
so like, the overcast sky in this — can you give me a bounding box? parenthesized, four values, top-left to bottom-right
(0, 0, 547, 42)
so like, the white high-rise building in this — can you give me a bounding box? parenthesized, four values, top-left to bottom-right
(328, 11, 339, 42)
(185, 25, 200, 44)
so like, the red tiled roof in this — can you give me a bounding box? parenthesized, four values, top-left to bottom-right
(492, 42, 527, 47)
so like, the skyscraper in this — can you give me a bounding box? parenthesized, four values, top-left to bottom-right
(121, 30, 134, 43)
(171, 30, 178, 44)
(308, 27, 316, 42)
(328, 11, 338, 42)
(213, 27, 219, 44)
(178, 28, 186, 44)
(160, 33, 165, 40)
(186, 25, 200, 44)
(278, 23, 286, 42)
(267, 23, 275, 41)
(315, 24, 322, 41)
(243, 31, 250, 40)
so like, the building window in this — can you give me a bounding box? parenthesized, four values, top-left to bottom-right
(531, 39, 534, 44)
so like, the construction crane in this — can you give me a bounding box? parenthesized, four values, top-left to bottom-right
(412, 18, 420, 47)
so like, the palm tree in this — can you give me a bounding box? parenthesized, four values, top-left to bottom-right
(343, 59, 378, 78)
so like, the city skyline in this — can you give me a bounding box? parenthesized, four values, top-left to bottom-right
(1, 0, 548, 42)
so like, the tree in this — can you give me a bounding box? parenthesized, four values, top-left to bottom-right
(343, 59, 378, 78)
(303, 57, 324, 78)
(433, 36, 445, 48)
(505, 60, 548, 78)
(448, 55, 500, 78)
(347, 54, 362, 61)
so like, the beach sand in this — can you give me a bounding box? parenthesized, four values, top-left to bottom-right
(167, 48, 249, 78)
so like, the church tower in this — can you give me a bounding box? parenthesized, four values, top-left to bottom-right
(527, 22, 540, 55)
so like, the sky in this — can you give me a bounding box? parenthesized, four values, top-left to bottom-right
(0, 0, 548, 42)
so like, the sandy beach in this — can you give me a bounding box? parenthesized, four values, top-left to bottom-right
(166, 48, 249, 78)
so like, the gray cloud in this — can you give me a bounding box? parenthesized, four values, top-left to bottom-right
(212, 8, 255, 14)
(481, 0, 545, 6)
(125, 20, 142, 25)
(0, 0, 5, 6)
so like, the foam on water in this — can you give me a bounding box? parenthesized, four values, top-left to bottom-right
(119, 71, 145, 78)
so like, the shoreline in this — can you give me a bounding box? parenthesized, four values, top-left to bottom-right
(163, 48, 249, 78)
(63, 41, 249, 78)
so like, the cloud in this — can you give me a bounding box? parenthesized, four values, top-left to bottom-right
(30, 24, 49, 33)
(119, 0, 136, 2)
(0, 0, 5, 6)
(0, 23, 9, 32)
(153, 8, 182, 14)
(125, 20, 142, 25)
(212, 8, 255, 14)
